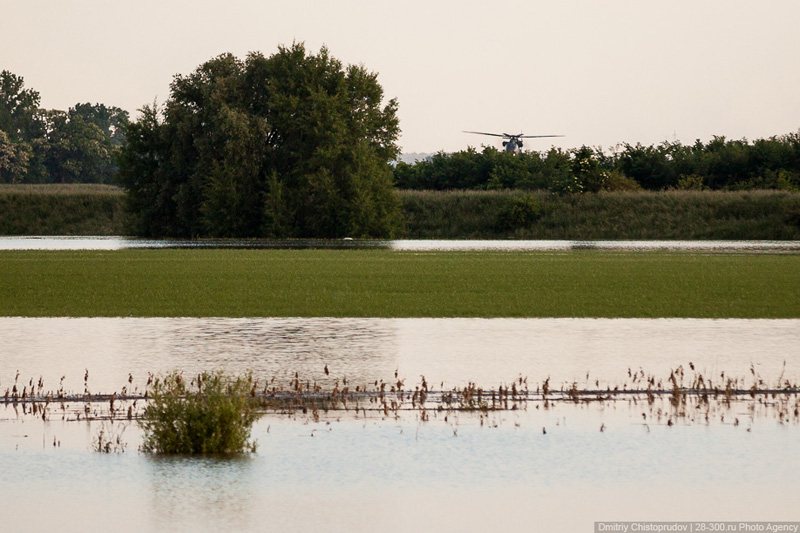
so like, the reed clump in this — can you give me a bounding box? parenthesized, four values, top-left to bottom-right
(94, 422, 128, 453)
(139, 371, 258, 455)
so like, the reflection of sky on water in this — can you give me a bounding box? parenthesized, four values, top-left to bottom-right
(1, 406, 798, 532)
(2, 315, 798, 531)
(393, 318, 800, 386)
(148, 455, 256, 531)
(0, 317, 397, 393)
(1, 317, 798, 394)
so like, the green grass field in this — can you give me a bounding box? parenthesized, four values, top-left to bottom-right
(1, 249, 797, 318)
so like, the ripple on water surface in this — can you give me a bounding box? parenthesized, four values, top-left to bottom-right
(1, 317, 798, 394)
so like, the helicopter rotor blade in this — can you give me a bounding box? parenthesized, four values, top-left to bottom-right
(463, 131, 507, 138)
(519, 134, 565, 139)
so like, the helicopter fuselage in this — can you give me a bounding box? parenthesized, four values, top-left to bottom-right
(464, 130, 563, 154)
(502, 138, 523, 153)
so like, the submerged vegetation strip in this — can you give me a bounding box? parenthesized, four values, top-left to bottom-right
(5, 365, 798, 455)
(1, 249, 799, 317)
(5, 366, 799, 429)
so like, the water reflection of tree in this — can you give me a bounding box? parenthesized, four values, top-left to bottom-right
(161, 318, 399, 386)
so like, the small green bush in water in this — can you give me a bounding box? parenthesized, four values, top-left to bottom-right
(140, 371, 258, 455)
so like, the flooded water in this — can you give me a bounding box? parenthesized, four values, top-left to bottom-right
(1, 236, 800, 251)
(2, 317, 798, 393)
(1, 408, 798, 532)
(2, 317, 798, 531)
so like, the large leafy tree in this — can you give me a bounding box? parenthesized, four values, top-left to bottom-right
(0, 70, 44, 142)
(70, 103, 129, 148)
(0, 70, 41, 183)
(1, 70, 129, 183)
(40, 110, 110, 183)
(0, 129, 31, 183)
(120, 44, 401, 238)
(38, 104, 129, 183)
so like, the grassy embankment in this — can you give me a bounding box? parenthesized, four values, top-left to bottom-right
(402, 189, 800, 239)
(2, 184, 799, 239)
(1, 249, 798, 318)
(0, 184, 127, 235)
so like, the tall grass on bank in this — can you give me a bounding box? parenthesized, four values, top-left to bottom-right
(399, 189, 800, 239)
(139, 371, 258, 455)
(1, 249, 798, 318)
(0, 184, 126, 235)
(1, 184, 799, 239)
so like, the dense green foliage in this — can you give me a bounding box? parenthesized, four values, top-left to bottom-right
(394, 134, 800, 192)
(0, 70, 128, 184)
(1, 249, 798, 318)
(0, 70, 42, 142)
(0, 184, 126, 235)
(140, 371, 258, 455)
(401, 189, 800, 239)
(2, 184, 799, 239)
(119, 44, 400, 238)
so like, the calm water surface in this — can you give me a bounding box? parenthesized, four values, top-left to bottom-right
(1, 406, 798, 531)
(2, 317, 798, 531)
(2, 317, 798, 393)
(1, 236, 800, 251)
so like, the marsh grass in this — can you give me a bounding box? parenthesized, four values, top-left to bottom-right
(6, 365, 798, 434)
(0, 184, 126, 235)
(5, 365, 799, 439)
(0, 184, 123, 195)
(93, 421, 129, 453)
(139, 371, 258, 455)
(399, 189, 800, 239)
(2, 184, 799, 239)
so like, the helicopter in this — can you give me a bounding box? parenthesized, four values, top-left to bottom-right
(463, 131, 564, 153)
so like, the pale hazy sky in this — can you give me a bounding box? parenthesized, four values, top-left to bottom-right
(2, 0, 799, 153)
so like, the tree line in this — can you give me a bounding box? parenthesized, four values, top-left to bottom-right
(0, 70, 128, 184)
(393, 134, 800, 193)
(3, 51, 800, 239)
